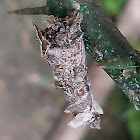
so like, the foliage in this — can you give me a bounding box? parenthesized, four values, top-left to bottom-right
(122, 106, 140, 140)
(99, 0, 128, 19)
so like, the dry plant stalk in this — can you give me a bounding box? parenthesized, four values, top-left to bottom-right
(33, 11, 103, 129)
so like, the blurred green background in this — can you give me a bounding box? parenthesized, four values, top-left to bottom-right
(99, 0, 128, 20)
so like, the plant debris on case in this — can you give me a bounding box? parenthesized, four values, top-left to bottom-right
(33, 11, 103, 129)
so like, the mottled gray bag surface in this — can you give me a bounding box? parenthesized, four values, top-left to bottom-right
(33, 11, 103, 129)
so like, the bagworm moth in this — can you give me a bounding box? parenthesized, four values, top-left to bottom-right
(33, 11, 103, 129)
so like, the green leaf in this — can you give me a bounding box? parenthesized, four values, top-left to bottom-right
(47, 0, 73, 17)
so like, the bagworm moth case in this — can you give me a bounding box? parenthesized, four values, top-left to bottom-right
(33, 11, 103, 129)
